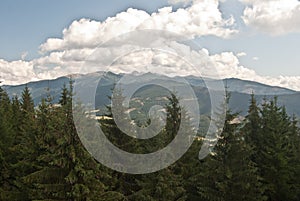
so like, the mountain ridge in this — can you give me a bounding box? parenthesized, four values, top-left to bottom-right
(2, 72, 299, 117)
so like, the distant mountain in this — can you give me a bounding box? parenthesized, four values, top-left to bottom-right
(184, 76, 296, 95)
(3, 76, 70, 105)
(229, 91, 300, 116)
(2, 72, 300, 117)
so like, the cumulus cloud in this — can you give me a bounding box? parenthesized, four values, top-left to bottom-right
(0, 59, 36, 85)
(40, 0, 237, 53)
(1, 40, 300, 91)
(39, 9, 150, 53)
(241, 0, 300, 35)
(252, 56, 259, 61)
(116, 44, 300, 91)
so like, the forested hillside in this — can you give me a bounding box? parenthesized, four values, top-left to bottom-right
(0, 81, 300, 201)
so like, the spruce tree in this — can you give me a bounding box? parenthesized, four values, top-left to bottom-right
(131, 93, 187, 201)
(0, 87, 15, 199)
(25, 81, 114, 200)
(289, 115, 300, 200)
(9, 85, 38, 200)
(244, 93, 261, 147)
(99, 87, 142, 198)
(257, 97, 298, 200)
(197, 92, 264, 201)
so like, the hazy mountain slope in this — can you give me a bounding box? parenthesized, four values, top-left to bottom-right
(2, 72, 299, 117)
(3, 77, 70, 105)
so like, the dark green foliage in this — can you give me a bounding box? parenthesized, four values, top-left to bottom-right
(0, 87, 15, 200)
(251, 97, 300, 201)
(130, 93, 187, 201)
(197, 92, 265, 201)
(0, 83, 300, 201)
(8, 85, 38, 200)
(23, 81, 114, 201)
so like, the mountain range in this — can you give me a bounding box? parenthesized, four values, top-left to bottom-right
(3, 72, 300, 117)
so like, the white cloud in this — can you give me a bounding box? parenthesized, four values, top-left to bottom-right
(40, 0, 237, 53)
(168, 0, 192, 5)
(241, 0, 300, 35)
(39, 9, 150, 53)
(21, 52, 28, 60)
(1, 40, 300, 91)
(252, 56, 259, 61)
(0, 59, 36, 85)
(237, 52, 246, 57)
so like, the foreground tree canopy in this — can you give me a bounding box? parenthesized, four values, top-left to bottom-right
(0, 82, 299, 201)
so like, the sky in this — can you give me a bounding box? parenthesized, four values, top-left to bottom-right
(0, 0, 299, 90)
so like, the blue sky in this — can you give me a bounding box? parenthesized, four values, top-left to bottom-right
(0, 0, 299, 90)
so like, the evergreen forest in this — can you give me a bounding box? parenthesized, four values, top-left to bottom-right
(0, 81, 300, 201)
